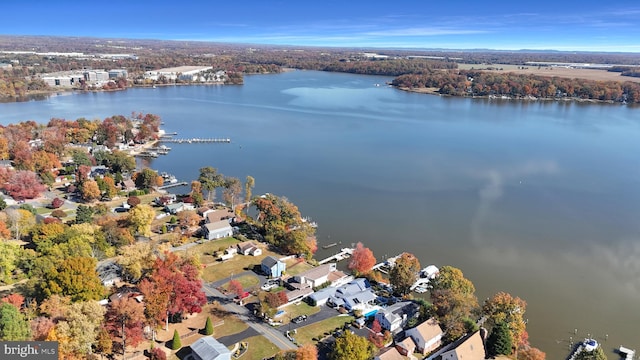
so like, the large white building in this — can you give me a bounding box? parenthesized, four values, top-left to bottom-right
(144, 66, 213, 81)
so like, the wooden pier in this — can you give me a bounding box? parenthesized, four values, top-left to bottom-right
(160, 138, 231, 144)
(318, 248, 354, 265)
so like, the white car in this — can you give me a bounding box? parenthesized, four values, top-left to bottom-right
(261, 281, 278, 291)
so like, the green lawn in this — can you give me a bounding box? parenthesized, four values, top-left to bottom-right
(222, 274, 260, 291)
(239, 335, 279, 360)
(284, 259, 314, 276)
(281, 302, 321, 323)
(293, 315, 354, 345)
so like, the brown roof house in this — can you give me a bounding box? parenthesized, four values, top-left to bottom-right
(237, 241, 262, 256)
(374, 347, 405, 360)
(395, 337, 416, 356)
(404, 317, 443, 355)
(202, 220, 233, 240)
(440, 331, 485, 360)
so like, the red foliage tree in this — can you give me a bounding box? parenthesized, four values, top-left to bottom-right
(1, 293, 25, 309)
(228, 280, 244, 298)
(31, 317, 55, 341)
(4, 170, 46, 200)
(368, 319, 385, 348)
(104, 297, 146, 348)
(149, 348, 167, 360)
(50, 197, 64, 209)
(348, 242, 376, 275)
(127, 196, 141, 208)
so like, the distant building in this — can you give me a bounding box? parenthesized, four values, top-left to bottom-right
(190, 337, 231, 360)
(144, 66, 213, 81)
(108, 69, 128, 78)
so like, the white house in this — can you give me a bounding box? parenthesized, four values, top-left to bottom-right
(374, 301, 419, 333)
(190, 336, 231, 360)
(327, 278, 377, 312)
(404, 318, 443, 355)
(203, 220, 233, 240)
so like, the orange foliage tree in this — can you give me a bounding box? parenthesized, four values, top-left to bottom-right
(348, 242, 376, 275)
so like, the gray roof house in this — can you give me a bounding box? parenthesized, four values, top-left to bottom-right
(203, 220, 233, 240)
(190, 336, 231, 360)
(374, 301, 419, 333)
(328, 278, 377, 312)
(261, 256, 286, 278)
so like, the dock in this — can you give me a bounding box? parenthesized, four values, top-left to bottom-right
(160, 138, 231, 144)
(619, 346, 635, 360)
(158, 182, 188, 190)
(318, 248, 354, 265)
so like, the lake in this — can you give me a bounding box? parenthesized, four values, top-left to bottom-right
(2, 70, 640, 358)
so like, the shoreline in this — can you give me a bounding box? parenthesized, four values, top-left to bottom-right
(394, 85, 631, 105)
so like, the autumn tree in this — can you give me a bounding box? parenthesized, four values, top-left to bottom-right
(331, 330, 376, 360)
(482, 292, 527, 347)
(296, 344, 318, 360)
(177, 210, 200, 228)
(368, 319, 386, 348)
(519, 346, 546, 360)
(116, 242, 155, 282)
(244, 175, 255, 203)
(430, 266, 479, 342)
(105, 297, 146, 351)
(102, 176, 118, 199)
(39, 256, 104, 302)
(389, 252, 420, 296)
(222, 176, 242, 210)
(4, 170, 46, 200)
(31, 316, 55, 341)
(6, 208, 35, 240)
(0, 302, 30, 340)
(348, 242, 376, 276)
(228, 279, 244, 298)
(55, 301, 105, 358)
(0, 242, 22, 284)
(127, 195, 141, 208)
(133, 168, 160, 189)
(80, 179, 101, 202)
(127, 204, 155, 237)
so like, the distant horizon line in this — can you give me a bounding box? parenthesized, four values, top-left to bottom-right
(1, 34, 640, 55)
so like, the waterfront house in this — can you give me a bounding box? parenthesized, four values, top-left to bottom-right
(204, 208, 234, 223)
(404, 317, 443, 355)
(202, 220, 233, 240)
(164, 202, 194, 214)
(261, 256, 286, 278)
(293, 263, 349, 288)
(374, 301, 419, 333)
(190, 336, 231, 360)
(307, 287, 337, 306)
(440, 330, 485, 360)
(327, 278, 377, 312)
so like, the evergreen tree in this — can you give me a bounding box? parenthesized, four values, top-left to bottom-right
(0, 303, 31, 340)
(204, 316, 214, 335)
(487, 322, 513, 357)
(171, 329, 182, 350)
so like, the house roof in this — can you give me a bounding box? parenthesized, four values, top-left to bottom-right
(204, 220, 232, 232)
(191, 336, 231, 360)
(299, 263, 336, 281)
(308, 287, 337, 301)
(409, 318, 443, 343)
(238, 241, 257, 252)
(261, 256, 281, 268)
(165, 202, 185, 211)
(397, 337, 416, 351)
(376, 347, 405, 360)
(442, 331, 485, 360)
(206, 209, 233, 223)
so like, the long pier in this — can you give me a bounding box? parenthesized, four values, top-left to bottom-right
(160, 138, 231, 144)
(158, 182, 188, 190)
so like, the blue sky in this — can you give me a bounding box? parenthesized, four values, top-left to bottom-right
(3, 1, 640, 52)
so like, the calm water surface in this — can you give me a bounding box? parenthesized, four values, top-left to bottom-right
(2, 71, 640, 358)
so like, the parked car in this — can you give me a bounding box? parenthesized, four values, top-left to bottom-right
(261, 280, 279, 291)
(291, 315, 308, 324)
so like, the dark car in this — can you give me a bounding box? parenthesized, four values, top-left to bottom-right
(291, 315, 308, 324)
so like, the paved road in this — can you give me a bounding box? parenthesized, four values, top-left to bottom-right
(202, 283, 298, 351)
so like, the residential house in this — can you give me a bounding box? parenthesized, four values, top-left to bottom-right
(121, 179, 136, 192)
(375, 301, 419, 333)
(307, 287, 337, 307)
(261, 256, 286, 278)
(327, 278, 377, 312)
(164, 202, 194, 215)
(203, 208, 234, 223)
(293, 263, 349, 288)
(154, 194, 177, 206)
(237, 241, 262, 256)
(396, 337, 416, 357)
(190, 336, 231, 360)
(440, 331, 485, 360)
(374, 347, 404, 360)
(404, 318, 443, 355)
(97, 260, 122, 287)
(203, 220, 233, 240)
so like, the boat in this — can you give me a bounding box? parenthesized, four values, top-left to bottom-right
(322, 242, 338, 249)
(568, 339, 601, 360)
(414, 286, 428, 293)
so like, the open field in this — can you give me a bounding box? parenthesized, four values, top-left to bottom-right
(457, 63, 640, 83)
